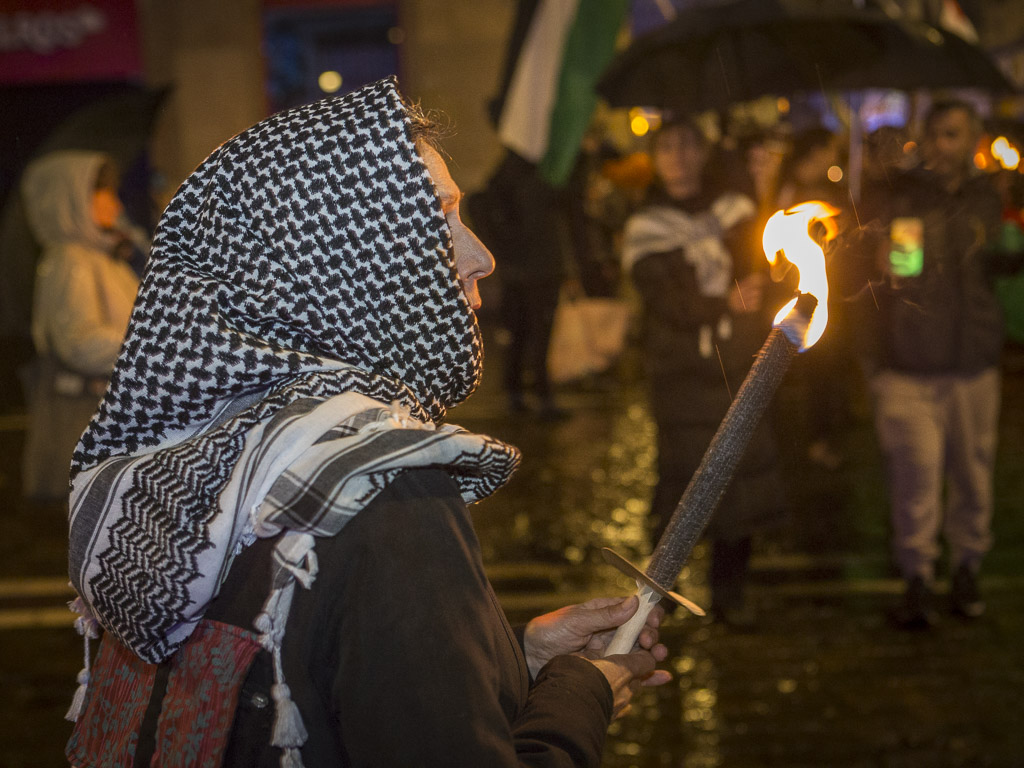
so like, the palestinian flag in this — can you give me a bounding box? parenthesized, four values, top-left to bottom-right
(491, 0, 628, 187)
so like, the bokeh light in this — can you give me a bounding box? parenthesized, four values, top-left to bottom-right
(991, 136, 1021, 171)
(318, 70, 343, 93)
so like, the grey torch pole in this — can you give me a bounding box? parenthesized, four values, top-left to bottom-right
(604, 292, 816, 656)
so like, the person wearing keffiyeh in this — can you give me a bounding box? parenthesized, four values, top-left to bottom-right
(64, 77, 670, 768)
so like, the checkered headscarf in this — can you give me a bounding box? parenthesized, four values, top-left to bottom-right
(65, 81, 519, 765)
(74, 77, 484, 474)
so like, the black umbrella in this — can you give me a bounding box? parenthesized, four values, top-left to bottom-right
(597, 0, 1015, 113)
(29, 86, 170, 171)
(826, 18, 1015, 93)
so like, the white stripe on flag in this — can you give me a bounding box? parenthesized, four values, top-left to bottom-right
(497, 0, 581, 163)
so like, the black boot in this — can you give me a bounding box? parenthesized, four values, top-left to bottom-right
(951, 563, 984, 619)
(889, 576, 938, 630)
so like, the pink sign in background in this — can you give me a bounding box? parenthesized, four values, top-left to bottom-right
(0, 0, 142, 84)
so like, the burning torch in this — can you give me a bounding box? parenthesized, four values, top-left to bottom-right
(604, 201, 840, 656)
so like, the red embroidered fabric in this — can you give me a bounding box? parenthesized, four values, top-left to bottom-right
(67, 619, 263, 767)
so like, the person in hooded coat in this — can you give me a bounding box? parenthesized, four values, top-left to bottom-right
(20, 150, 140, 501)
(63, 78, 668, 768)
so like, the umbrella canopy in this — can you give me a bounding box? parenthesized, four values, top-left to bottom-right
(597, 0, 1015, 112)
(827, 18, 1015, 93)
(29, 87, 170, 172)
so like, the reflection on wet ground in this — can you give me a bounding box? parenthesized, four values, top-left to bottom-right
(1, 332, 1023, 766)
(454, 332, 1024, 768)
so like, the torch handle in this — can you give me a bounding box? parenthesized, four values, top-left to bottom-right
(603, 583, 662, 657)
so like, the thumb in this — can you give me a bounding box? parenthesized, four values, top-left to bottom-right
(595, 595, 639, 628)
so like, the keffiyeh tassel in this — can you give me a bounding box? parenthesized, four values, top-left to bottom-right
(255, 532, 318, 768)
(66, 594, 100, 722)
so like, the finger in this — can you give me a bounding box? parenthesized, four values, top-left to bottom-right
(634, 638, 667, 663)
(606, 650, 656, 679)
(642, 669, 673, 687)
(581, 594, 639, 633)
(578, 596, 631, 611)
(637, 625, 660, 649)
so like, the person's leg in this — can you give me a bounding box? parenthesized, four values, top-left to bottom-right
(528, 280, 566, 419)
(871, 371, 944, 626)
(649, 421, 703, 550)
(709, 536, 754, 628)
(500, 280, 530, 411)
(872, 371, 945, 580)
(943, 368, 1000, 616)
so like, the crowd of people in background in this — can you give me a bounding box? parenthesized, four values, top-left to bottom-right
(467, 97, 1024, 632)
(17, 92, 1024, 642)
(5, 76, 1020, 767)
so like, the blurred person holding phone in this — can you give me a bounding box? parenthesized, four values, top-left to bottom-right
(857, 99, 1023, 628)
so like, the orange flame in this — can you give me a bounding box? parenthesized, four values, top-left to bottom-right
(762, 201, 840, 350)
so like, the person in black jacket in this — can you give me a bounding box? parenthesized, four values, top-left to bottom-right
(63, 79, 669, 768)
(622, 118, 788, 629)
(858, 99, 1022, 628)
(466, 152, 571, 420)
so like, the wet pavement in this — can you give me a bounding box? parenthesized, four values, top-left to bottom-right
(2, 327, 1023, 767)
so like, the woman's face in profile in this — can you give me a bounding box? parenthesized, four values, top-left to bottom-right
(416, 141, 495, 311)
(91, 162, 124, 232)
(653, 123, 709, 200)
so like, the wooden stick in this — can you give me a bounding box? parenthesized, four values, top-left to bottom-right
(604, 583, 662, 656)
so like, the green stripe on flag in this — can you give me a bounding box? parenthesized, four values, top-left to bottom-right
(497, 0, 581, 167)
(538, 0, 629, 187)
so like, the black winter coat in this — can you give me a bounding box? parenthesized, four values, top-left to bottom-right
(627, 192, 787, 540)
(860, 168, 1006, 375)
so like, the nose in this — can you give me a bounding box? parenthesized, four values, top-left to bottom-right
(453, 221, 495, 310)
(463, 227, 495, 280)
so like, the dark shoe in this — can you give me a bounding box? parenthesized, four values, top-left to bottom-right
(889, 576, 938, 630)
(951, 564, 985, 619)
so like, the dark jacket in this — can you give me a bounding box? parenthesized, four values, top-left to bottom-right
(628, 190, 775, 425)
(626, 190, 787, 539)
(863, 167, 1006, 375)
(68, 469, 613, 768)
(465, 152, 567, 282)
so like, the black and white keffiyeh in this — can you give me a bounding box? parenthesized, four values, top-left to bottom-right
(65, 78, 519, 766)
(620, 192, 756, 292)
